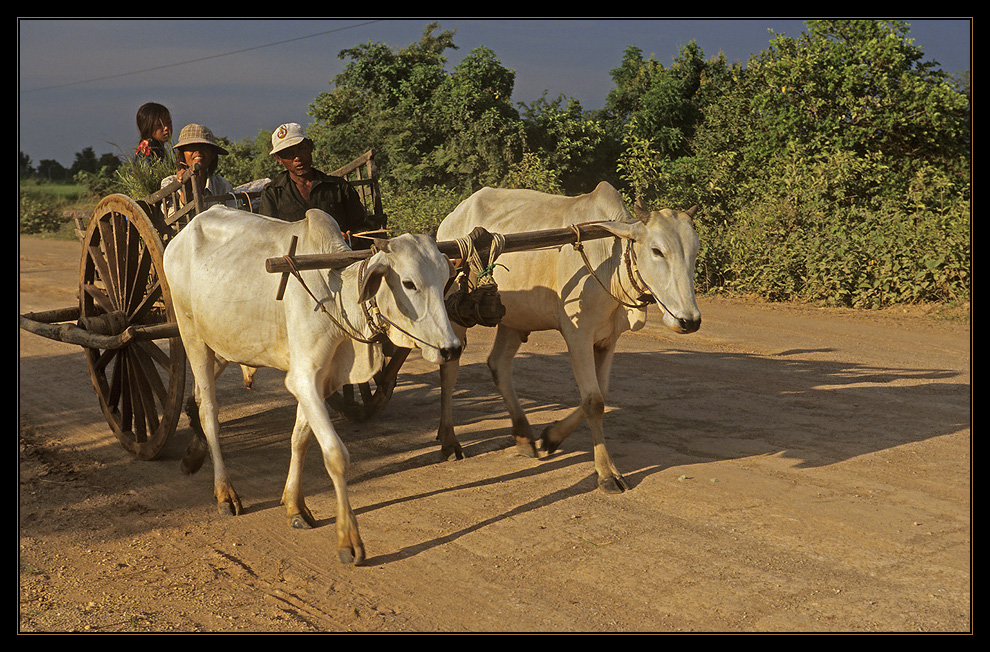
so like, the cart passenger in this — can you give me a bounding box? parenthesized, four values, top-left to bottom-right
(259, 123, 374, 247)
(135, 102, 172, 161)
(160, 124, 237, 215)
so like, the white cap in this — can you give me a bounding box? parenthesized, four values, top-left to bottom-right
(270, 122, 307, 155)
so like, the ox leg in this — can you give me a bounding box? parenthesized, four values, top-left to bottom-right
(436, 324, 467, 461)
(542, 338, 619, 453)
(184, 347, 244, 515)
(437, 360, 465, 461)
(543, 337, 627, 494)
(280, 408, 318, 529)
(488, 325, 538, 457)
(181, 356, 242, 476)
(286, 373, 365, 565)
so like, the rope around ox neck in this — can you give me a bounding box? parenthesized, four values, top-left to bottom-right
(279, 247, 445, 353)
(357, 254, 445, 353)
(281, 252, 383, 345)
(568, 224, 679, 322)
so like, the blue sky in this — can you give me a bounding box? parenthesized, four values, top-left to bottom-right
(18, 18, 971, 167)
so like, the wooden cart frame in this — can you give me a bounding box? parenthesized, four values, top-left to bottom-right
(20, 151, 618, 460)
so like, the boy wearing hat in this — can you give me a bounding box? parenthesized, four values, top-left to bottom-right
(259, 123, 371, 243)
(161, 123, 236, 214)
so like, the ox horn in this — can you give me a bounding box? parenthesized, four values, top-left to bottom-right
(633, 196, 650, 224)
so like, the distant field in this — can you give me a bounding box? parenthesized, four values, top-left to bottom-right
(20, 182, 97, 239)
(20, 182, 94, 205)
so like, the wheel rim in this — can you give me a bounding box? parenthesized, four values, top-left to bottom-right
(79, 195, 185, 460)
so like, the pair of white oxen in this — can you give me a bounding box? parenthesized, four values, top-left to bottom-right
(163, 181, 702, 565)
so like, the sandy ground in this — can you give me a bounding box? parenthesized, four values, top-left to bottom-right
(18, 235, 971, 633)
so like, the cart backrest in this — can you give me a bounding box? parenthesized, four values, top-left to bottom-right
(331, 149, 387, 230)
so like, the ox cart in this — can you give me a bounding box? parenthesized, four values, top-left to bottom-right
(19, 151, 620, 461)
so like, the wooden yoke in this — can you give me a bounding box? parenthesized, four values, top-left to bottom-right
(265, 222, 620, 275)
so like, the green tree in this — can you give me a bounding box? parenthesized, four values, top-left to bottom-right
(603, 43, 711, 157)
(429, 45, 525, 192)
(308, 22, 526, 194)
(599, 42, 727, 205)
(308, 22, 459, 186)
(518, 92, 606, 193)
(19, 151, 34, 179)
(681, 19, 970, 306)
(36, 159, 68, 182)
(70, 147, 100, 176)
(216, 131, 282, 187)
(753, 20, 969, 186)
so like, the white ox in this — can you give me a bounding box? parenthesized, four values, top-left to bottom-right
(163, 206, 461, 564)
(435, 182, 700, 493)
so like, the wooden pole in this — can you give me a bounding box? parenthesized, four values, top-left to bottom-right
(264, 223, 618, 274)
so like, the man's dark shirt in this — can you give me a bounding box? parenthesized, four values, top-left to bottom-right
(259, 169, 369, 232)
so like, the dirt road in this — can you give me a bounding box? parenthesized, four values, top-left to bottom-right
(18, 235, 970, 633)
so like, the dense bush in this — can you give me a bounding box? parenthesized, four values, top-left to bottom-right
(381, 182, 465, 235)
(19, 192, 65, 234)
(659, 20, 970, 307)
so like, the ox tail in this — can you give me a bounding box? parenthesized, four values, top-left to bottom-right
(180, 395, 209, 475)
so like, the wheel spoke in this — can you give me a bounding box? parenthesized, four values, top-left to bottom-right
(114, 351, 131, 430)
(96, 215, 121, 306)
(121, 218, 142, 315)
(131, 341, 169, 414)
(125, 350, 152, 442)
(130, 278, 164, 325)
(126, 243, 156, 318)
(82, 280, 115, 315)
(112, 212, 131, 301)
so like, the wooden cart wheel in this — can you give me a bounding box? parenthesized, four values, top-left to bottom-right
(328, 346, 410, 422)
(79, 194, 186, 460)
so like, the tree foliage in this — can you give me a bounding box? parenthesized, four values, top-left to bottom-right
(24, 20, 969, 308)
(669, 19, 970, 306)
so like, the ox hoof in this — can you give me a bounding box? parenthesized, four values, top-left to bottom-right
(440, 444, 464, 462)
(538, 426, 562, 455)
(180, 456, 204, 476)
(217, 494, 243, 516)
(598, 475, 629, 494)
(338, 547, 366, 565)
(288, 514, 314, 530)
(515, 441, 538, 458)
(180, 439, 208, 475)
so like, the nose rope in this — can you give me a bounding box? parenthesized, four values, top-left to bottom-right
(280, 250, 447, 352)
(569, 225, 648, 309)
(367, 305, 444, 352)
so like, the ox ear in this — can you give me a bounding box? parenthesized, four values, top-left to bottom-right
(359, 251, 390, 303)
(596, 220, 644, 241)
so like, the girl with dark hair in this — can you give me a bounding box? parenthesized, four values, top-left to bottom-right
(135, 102, 173, 160)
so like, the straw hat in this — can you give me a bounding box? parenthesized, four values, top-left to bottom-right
(173, 124, 228, 155)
